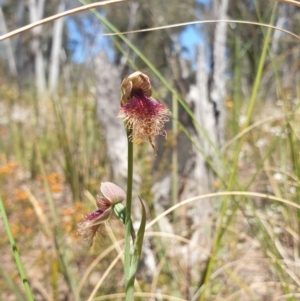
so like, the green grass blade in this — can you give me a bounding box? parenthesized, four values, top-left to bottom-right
(0, 265, 26, 301)
(0, 195, 35, 301)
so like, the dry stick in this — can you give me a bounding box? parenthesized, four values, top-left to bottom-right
(0, 0, 131, 41)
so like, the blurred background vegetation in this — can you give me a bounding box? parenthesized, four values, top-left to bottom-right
(1, 0, 300, 300)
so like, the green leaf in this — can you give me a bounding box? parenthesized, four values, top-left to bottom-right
(126, 198, 146, 292)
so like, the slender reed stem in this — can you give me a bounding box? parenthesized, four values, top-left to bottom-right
(124, 128, 134, 300)
(0, 195, 35, 301)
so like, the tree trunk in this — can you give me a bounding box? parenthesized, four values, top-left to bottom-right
(28, 0, 47, 98)
(119, 2, 140, 76)
(94, 52, 128, 183)
(210, 0, 229, 147)
(183, 0, 229, 292)
(185, 43, 215, 265)
(49, 1, 65, 94)
(15, 0, 26, 88)
(0, 7, 17, 77)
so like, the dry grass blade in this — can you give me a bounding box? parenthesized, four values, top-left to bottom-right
(235, 211, 300, 243)
(92, 292, 188, 301)
(87, 252, 123, 301)
(0, 0, 131, 41)
(77, 230, 209, 299)
(146, 191, 300, 231)
(260, 219, 300, 287)
(150, 254, 167, 300)
(274, 293, 300, 300)
(221, 113, 297, 151)
(31, 281, 52, 301)
(145, 232, 211, 257)
(105, 224, 123, 257)
(22, 185, 53, 239)
(211, 257, 267, 280)
(262, 157, 282, 199)
(75, 241, 124, 301)
(105, 224, 142, 292)
(277, 0, 300, 7)
(1, 14, 299, 44)
(225, 282, 300, 301)
(78, 231, 209, 300)
(84, 190, 97, 207)
(101, 20, 300, 42)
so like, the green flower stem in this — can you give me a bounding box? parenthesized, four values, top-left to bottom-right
(124, 128, 134, 300)
(0, 195, 34, 301)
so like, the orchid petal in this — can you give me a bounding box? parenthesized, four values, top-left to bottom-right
(100, 182, 126, 204)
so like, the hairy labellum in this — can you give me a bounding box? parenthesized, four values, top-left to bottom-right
(119, 72, 170, 149)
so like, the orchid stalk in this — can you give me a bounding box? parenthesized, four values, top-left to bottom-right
(78, 71, 170, 300)
(124, 127, 134, 298)
(119, 71, 170, 300)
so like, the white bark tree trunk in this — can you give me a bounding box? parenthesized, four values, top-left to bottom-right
(185, 44, 215, 263)
(119, 2, 139, 72)
(15, 0, 26, 85)
(211, 0, 229, 147)
(29, 0, 47, 98)
(49, 1, 65, 94)
(94, 52, 128, 183)
(183, 0, 229, 290)
(0, 7, 17, 76)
